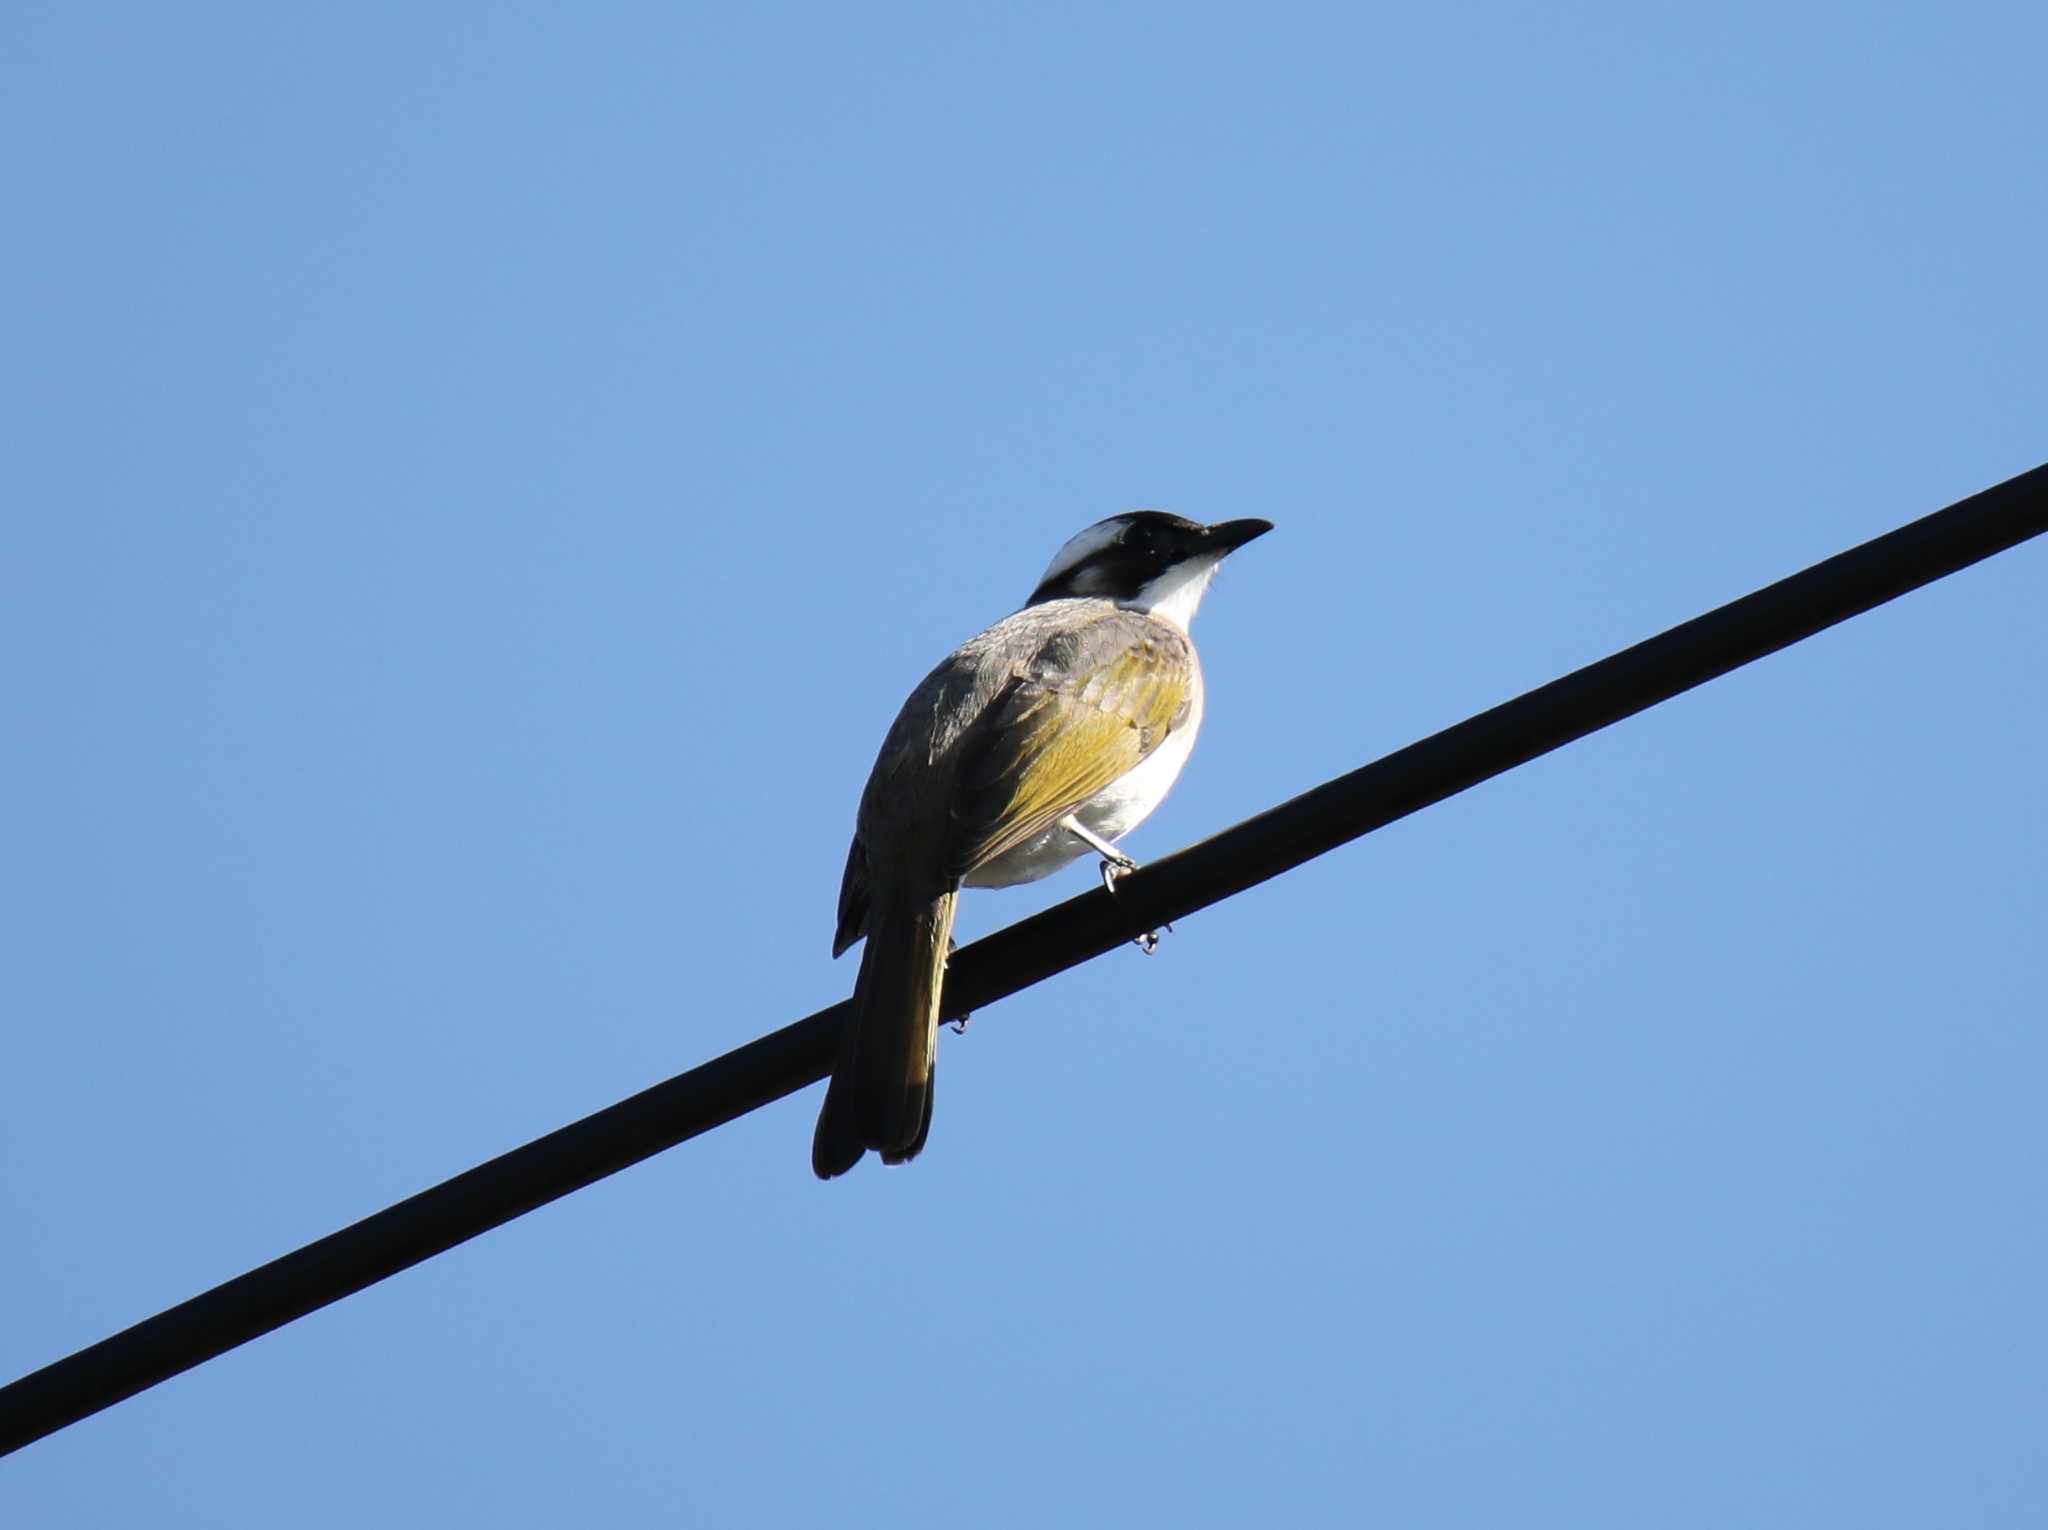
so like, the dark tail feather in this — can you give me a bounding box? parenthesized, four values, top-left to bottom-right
(812, 889, 957, 1179)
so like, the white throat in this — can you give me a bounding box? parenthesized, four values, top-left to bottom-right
(1125, 555, 1222, 630)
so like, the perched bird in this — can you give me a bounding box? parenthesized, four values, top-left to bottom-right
(812, 512, 1272, 1178)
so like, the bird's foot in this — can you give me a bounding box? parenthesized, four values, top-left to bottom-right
(1060, 817, 1170, 953)
(1098, 855, 1172, 955)
(1095, 850, 1140, 891)
(945, 937, 971, 1030)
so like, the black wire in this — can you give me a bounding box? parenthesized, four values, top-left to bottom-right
(4, 462, 2043, 1456)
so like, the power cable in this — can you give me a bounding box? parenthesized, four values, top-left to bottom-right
(3, 461, 2042, 1456)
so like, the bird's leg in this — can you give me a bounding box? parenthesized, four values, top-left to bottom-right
(1059, 816, 1172, 954)
(1059, 814, 1133, 872)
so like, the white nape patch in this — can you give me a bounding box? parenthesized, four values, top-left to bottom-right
(1036, 517, 1130, 589)
(1129, 554, 1222, 630)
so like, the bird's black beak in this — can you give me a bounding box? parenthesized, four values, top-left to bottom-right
(1202, 518, 1275, 554)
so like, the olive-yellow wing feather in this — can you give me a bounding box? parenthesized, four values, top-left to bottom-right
(948, 616, 1193, 879)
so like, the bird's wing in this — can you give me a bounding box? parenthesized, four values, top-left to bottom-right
(947, 612, 1194, 879)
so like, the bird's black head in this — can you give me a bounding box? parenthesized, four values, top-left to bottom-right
(1026, 512, 1273, 611)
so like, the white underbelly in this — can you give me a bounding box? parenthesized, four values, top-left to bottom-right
(964, 686, 1205, 889)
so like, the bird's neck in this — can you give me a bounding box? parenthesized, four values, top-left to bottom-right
(1122, 558, 1220, 631)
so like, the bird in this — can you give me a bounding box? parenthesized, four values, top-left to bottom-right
(812, 511, 1273, 1178)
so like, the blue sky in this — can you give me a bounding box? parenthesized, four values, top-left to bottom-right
(4, 4, 2044, 1524)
